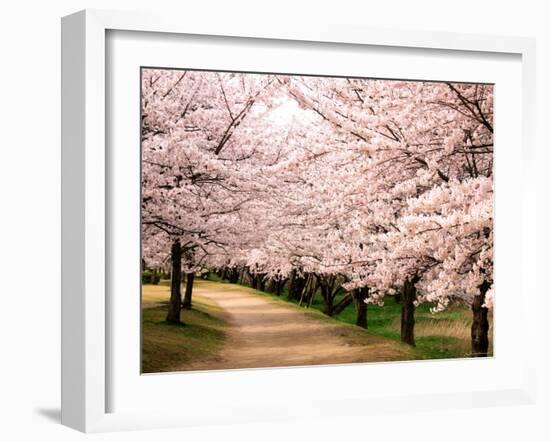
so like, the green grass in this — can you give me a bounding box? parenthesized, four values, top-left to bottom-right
(208, 273, 492, 360)
(141, 284, 227, 373)
(321, 295, 481, 360)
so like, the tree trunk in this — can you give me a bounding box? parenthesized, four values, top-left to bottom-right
(276, 278, 286, 296)
(267, 278, 279, 294)
(320, 282, 335, 316)
(242, 267, 252, 285)
(401, 278, 417, 346)
(289, 273, 307, 301)
(307, 275, 318, 302)
(471, 280, 490, 357)
(298, 274, 312, 306)
(238, 266, 246, 285)
(229, 268, 239, 284)
(182, 272, 194, 310)
(166, 240, 183, 324)
(332, 293, 353, 316)
(307, 287, 316, 308)
(323, 298, 334, 316)
(287, 270, 296, 299)
(221, 267, 228, 281)
(354, 287, 369, 328)
(258, 275, 266, 292)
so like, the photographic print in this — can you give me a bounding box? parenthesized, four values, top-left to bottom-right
(140, 68, 494, 374)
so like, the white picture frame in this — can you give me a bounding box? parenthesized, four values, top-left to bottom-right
(61, 9, 537, 433)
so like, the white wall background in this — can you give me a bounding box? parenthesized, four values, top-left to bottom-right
(0, 1, 547, 440)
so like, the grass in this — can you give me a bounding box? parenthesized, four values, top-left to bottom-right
(142, 275, 493, 371)
(324, 295, 489, 360)
(141, 283, 227, 373)
(208, 273, 493, 360)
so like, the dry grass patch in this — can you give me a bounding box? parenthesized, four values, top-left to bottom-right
(389, 308, 493, 358)
(141, 283, 228, 373)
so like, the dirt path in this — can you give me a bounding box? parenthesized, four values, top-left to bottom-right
(182, 280, 412, 370)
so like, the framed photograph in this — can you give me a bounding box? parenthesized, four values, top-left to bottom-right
(61, 9, 537, 432)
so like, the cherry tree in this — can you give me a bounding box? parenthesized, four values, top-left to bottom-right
(141, 68, 494, 357)
(277, 76, 493, 352)
(141, 69, 282, 323)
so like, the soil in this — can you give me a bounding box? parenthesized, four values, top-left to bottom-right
(180, 280, 412, 370)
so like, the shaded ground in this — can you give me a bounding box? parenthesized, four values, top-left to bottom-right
(143, 280, 414, 372)
(141, 285, 227, 373)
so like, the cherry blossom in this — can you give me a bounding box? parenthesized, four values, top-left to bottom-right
(141, 68, 493, 355)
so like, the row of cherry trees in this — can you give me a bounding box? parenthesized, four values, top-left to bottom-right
(141, 68, 494, 357)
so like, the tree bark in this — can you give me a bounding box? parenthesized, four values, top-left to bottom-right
(323, 297, 334, 316)
(238, 266, 246, 285)
(320, 280, 335, 316)
(288, 270, 307, 301)
(228, 268, 239, 284)
(242, 266, 252, 286)
(267, 278, 279, 293)
(401, 278, 418, 346)
(332, 293, 353, 316)
(166, 240, 183, 324)
(307, 277, 319, 302)
(354, 287, 369, 328)
(275, 278, 286, 296)
(287, 269, 296, 299)
(298, 274, 312, 306)
(471, 280, 490, 357)
(318, 274, 342, 316)
(182, 272, 195, 310)
(221, 267, 228, 281)
(258, 275, 266, 292)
